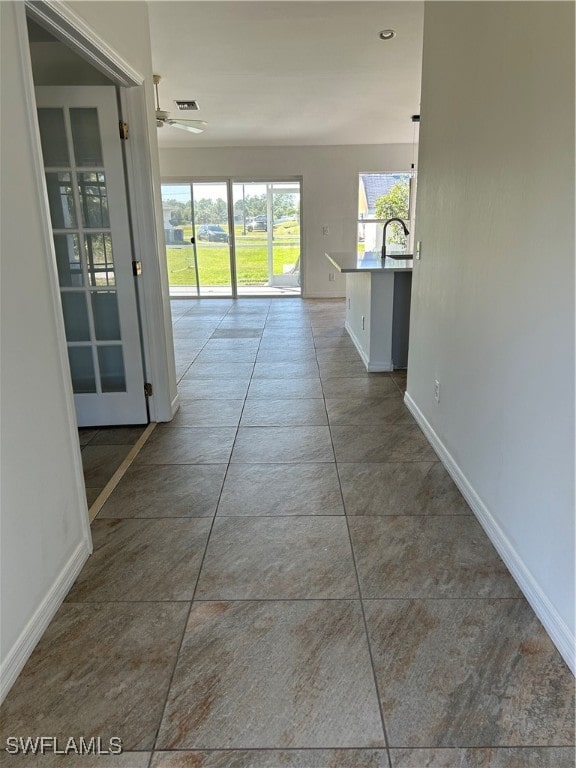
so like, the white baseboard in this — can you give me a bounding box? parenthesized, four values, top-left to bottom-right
(367, 361, 394, 372)
(345, 322, 393, 372)
(303, 293, 345, 299)
(344, 321, 369, 368)
(404, 391, 575, 675)
(0, 539, 91, 703)
(170, 391, 180, 420)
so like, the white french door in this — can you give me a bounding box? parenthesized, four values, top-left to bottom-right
(35, 86, 147, 427)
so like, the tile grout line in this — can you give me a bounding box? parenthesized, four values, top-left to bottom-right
(92, 513, 474, 521)
(174, 331, 215, 383)
(145, 301, 235, 768)
(65, 597, 530, 605)
(147, 303, 237, 757)
(338, 473, 395, 768)
(149, 299, 270, 755)
(136, 743, 576, 757)
(315, 330, 394, 768)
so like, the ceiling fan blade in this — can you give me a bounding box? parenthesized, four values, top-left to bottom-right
(153, 77, 207, 134)
(167, 119, 206, 134)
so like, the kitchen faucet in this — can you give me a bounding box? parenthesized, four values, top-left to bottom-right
(382, 218, 410, 259)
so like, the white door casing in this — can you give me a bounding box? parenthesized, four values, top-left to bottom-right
(35, 85, 147, 426)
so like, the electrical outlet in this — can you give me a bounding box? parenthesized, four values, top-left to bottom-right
(323, 226, 329, 236)
(328, 272, 335, 282)
(416, 240, 422, 260)
(434, 379, 440, 403)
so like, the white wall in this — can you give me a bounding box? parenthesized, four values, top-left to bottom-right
(159, 145, 413, 297)
(0, 2, 91, 699)
(0, 0, 177, 701)
(407, 1, 575, 668)
(29, 41, 113, 85)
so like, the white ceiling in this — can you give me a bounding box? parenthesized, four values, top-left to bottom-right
(148, 1, 423, 148)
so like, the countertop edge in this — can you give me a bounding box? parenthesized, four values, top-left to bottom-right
(325, 251, 413, 274)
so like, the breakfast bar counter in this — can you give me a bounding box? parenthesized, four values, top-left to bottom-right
(325, 251, 413, 371)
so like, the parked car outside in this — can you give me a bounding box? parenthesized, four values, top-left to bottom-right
(246, 215, 267, 232)
(197, 224, 229, 243)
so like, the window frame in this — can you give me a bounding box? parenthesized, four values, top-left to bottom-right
(357, 172, 414, 257)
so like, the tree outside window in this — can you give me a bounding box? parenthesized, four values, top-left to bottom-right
(358, 173, 412, 257)
(375, 180, 410, 245)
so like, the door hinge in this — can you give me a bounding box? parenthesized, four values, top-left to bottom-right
(144, 382, 153, 397)
(132, 260, 142, 276)
(119, 121, 129, 140)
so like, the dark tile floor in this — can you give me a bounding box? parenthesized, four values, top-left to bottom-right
(1, 298, 573, 768)
(79, 425, 148, 507)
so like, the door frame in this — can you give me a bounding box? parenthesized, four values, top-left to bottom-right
(21, 0, 178, 424)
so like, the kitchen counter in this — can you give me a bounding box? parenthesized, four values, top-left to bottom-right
(325, 251, 413, 273)
(325, 251, 413, 371)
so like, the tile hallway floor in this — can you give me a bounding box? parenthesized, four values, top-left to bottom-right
(79, 425, 148, 507)
(1, 298, 574, 768)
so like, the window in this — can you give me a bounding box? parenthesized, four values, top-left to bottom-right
(358, 172, 412, 258)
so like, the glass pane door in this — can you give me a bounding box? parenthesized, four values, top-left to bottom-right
(162, 182, 232, 297)
(270, 182, 301, 293)
(233, 181, 301, 296)
(35, 86, 147, 426)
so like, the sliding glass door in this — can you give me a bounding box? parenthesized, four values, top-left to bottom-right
(232, 181, 301, 295)
(161, 179, 301, 297)
(161, 181, 233, 296)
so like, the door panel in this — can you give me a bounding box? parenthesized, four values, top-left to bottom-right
(232, 180, 301, 295)
(35, 86, 147, 426)
(161, 182, 233, 297)
(191, 181, 233, 297)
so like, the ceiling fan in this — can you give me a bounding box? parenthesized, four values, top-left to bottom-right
(153, 74, 207, 134)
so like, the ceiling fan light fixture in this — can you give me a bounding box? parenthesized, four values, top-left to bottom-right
(167, 120, 206, 134)
(153, 74, 208, 135)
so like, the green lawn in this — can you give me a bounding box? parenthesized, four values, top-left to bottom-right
(167, 226, 301, 287)
(166, 240, 300, 286)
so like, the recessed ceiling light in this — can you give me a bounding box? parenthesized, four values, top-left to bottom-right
(379, 29, 396, 40)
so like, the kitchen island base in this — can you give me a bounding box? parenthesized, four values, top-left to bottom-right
(344, 270, 412, 371)
(325, 252, 413, 373)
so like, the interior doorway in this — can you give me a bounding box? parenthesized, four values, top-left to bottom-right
(25, 13, 153, 517)
(162, 178, 302, 297)
(27, 18, 148, 428)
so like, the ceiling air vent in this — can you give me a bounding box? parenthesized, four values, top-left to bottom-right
(175, 100, 200, 111)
